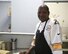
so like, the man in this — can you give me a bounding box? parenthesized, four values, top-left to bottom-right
(21, 4, 63, 54)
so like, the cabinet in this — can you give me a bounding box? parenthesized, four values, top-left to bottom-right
(0, 0, 11, 1)
(0, 1, 11, 32)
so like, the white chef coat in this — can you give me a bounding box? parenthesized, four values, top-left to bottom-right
(31, 19, 63, 54)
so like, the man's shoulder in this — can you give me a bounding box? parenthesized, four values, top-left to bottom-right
(54, 19, 59, 24)
(50, 19, 59, 25)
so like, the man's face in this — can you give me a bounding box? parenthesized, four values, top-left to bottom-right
(38, 7, 49, 22)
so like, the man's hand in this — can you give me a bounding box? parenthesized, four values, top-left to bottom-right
(19, 51, 26, 54)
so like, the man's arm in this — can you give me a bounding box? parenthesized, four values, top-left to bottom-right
(19, 40, 35, 54)
(19, 37, 35, 54)
(51, 19, 63, 54)
(25, 39, 35, 54)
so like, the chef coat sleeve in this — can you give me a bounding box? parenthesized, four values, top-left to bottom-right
(51, 24, 62, 44)
(51, 22, 63, 54)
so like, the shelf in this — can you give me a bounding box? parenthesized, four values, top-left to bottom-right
(0, 32, 34, 35)
(62, 39, 68, 42)
(0, 0, 11, 1)
(63, 49, 68, 51)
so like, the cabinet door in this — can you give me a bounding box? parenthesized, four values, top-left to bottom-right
(0, 1, 11, 32)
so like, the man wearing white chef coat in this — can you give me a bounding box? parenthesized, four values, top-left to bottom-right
(24, 5, 63, 54)
(31, 19, 63, 54)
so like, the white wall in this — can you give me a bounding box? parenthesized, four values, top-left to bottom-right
(12, 0, 42, 33)
(11, 0, 68, 33)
